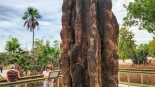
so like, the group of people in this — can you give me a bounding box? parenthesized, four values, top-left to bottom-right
(0, 64, 54, 87)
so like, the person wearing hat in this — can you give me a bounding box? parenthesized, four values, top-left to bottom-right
(42, 66, 54, 87)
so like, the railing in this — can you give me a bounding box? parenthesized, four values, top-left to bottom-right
(0, 75, 42, 83)
(0, 70, 61, 87)
(119, 68, 155, 87)
(1, 69, 155, 87)
(0, 77, 45, 87)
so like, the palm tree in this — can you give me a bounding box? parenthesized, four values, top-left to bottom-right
(5, 38, 20, 53)
(22, 7, 42, 74)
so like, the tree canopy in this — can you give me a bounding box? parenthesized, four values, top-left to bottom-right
(1, 37, 61, 72)
(148, 37, 155, 56)
(136, 44, 149, 58)
(123, 0, 155, 35)
(118, 27, 136, 61)
(5, 38, 20, 53)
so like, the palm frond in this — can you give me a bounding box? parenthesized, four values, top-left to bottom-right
(23, 7, 41, 32)
(37, 14, 42, 19)
(24, 20, 29, 27)
(35, 20, 39, 26)
(27, 7, 34, 15)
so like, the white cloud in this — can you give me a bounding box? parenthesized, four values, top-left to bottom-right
(0, 21, 15, 28)
(131, 28, 153, 44)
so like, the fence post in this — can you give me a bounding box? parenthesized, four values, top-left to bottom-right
(25, 83, 27, 87)
(141, 74, 143, 86)
(127, 73, 130, 87)
(57, 77, 59, 87)
(118, 72, 120, 83)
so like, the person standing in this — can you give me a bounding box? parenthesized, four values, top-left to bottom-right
(42, 66, 54, 87)
(6, 64, 20, 87)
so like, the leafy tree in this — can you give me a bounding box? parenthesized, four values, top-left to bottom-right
(42, 40, 60, 63)
(34, 39, 61, 71)
(118, 27, 136, 61)
(4, 38, 31, 71)
(0, 52, 10, 65)
(5, 38, 20, 53)
(5, 38, 21, 63)
(123, 0, 155, 35)
(33, 39, 44, 71)
(148, 37, 155, 56)
(136, 44, 148, 58)
(34, 38, 44, 58)
(1, 37, 61, 73)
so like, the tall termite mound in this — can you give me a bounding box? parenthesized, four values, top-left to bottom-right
(60, 0, 119, 87)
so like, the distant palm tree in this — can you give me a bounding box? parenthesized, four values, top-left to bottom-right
(5, 38, 20, 64)
(5, 38, 20, 54)
(22, 7, 42, 74)
(22, 7, 42, 58)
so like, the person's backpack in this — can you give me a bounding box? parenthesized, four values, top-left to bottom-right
(7, 70, 18, 82)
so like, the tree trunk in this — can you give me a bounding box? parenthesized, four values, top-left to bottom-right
(32, 28, 36, 74)
(60, 0, 119, 87)
(32, 28, 34, 58)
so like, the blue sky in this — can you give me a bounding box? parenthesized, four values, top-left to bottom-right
(0, 0, 153, 52)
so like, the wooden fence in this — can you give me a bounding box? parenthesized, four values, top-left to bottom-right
(1, 69, 155, 87)
(119, 68, 155, 87)
(0, 70, 61, 87)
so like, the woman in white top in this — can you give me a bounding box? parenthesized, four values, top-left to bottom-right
(42, 66, 54, 87)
